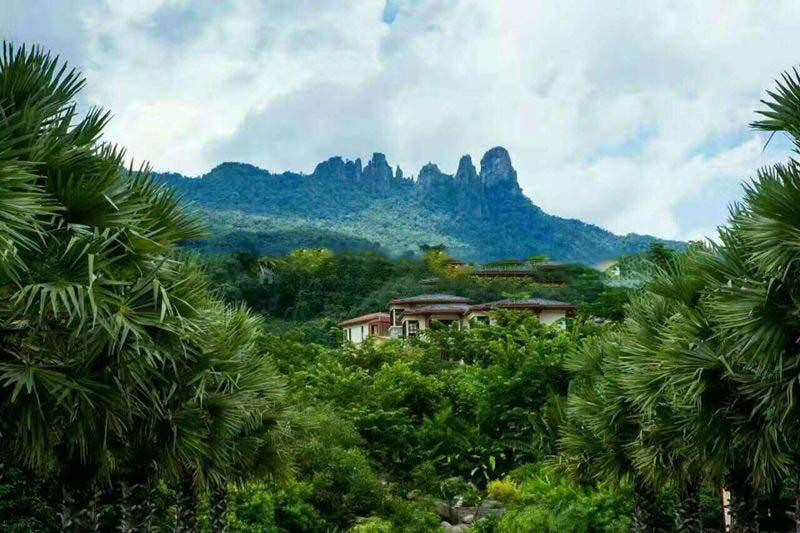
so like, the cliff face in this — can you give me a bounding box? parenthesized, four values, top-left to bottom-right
(312, 156, 362, 182)
(412, 146, 524, 218)
(362, 152, 393, 193)
(480, 147, 519, 189)
(308, 146, 522, 217)
(312, 153, 403, 194)
(454, 155, 485, 219)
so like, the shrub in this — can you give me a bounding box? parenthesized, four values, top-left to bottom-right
(486, 479, 522, 505)
(470, 514, 501, 533)
(227, 482, 328, 532)
(227, 484, 278, 533)
(349, 517, 393, 532)
(0, 465, 59, 532)
(498, 466, 632, 533)
(383, 499, 442, 532)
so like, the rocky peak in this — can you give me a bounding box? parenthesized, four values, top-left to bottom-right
(454, 154, 486, 219)
(479, 146, 519, 191)
(363, 152, 393, 193)
(395, 165, 404, 180)
(416, 162, 459, 210)
(454, 155, 478, 183)
(312, 156, 362, 181)
(417, 162, 449, 191)
(419, 162, 443, 178)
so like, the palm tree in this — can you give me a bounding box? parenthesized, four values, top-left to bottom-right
(562, 244, 769, 531)
(620, 246, 767, 532)
(0, 42, 294, 528)
(560, 333, 672, 531)
(701, 69, 800, 531)
(132, 299, 293, 529)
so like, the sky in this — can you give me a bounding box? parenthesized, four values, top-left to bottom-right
(3, 0, 800, 242)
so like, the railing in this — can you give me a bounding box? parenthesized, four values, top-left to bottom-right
(473, 264, 530, 272)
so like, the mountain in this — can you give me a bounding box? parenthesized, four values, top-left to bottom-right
(154, 146, 681, 263)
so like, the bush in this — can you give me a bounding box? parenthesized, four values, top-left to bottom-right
(227, 484, 278, 533)
(498, 466, 632, 533)
(383, 499, 441, 532)
(0, 465, 59, 532)
(227, 482, 329, 532)
(349, 517, 393, 532)
(470, 514, 501, 533)
(486, 479, 521, 505)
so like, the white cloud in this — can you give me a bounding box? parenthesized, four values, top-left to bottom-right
(4, 0, 800, 242)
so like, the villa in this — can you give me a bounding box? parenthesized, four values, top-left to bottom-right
(338, 293, 575, 345)
(338, 312, 391, 344)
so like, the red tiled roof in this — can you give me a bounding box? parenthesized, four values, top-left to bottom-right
(337, 312, 390, 327)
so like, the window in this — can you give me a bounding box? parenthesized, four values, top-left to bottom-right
(360, 325, 364, 339)
(474, 315, 490, 325)
(392, 308, 404, 326)
(407, 320, 419, 336)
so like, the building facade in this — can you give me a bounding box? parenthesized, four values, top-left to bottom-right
(337, 313, 390, 344)
(338, 294, 574, 345)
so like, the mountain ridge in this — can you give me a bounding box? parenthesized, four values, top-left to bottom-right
(155, 146, 682, 263)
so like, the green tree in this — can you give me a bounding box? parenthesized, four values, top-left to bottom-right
(0, 43, 292, 529)
(560, 67, 800, 532)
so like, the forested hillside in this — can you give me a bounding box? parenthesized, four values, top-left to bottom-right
(155, 148, 681, 263)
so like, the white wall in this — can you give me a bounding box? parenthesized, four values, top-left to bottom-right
(539, 309, 567, 327)
(344, 324, 368, 344)
(464, 312, 490, 327)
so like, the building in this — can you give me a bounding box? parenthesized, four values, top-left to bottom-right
(469, 298, 574, 326)
(339, 294, 575, 345)
(594, 259, 621, 277)
(337, 312, 390, 344)
(388, 294, 473, 338)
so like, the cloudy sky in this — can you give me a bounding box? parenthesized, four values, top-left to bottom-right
(4, 1, 799, 241)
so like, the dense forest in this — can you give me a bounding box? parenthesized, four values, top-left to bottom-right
(153, 150, 682, 264)
(6, 41, 800, 533)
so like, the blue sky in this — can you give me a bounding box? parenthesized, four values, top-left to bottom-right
(3, 0, 799, 242)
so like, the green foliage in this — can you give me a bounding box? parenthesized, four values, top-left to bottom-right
(349, 517, 393, 532)
(486, 479, 522, 505)
(220, 309, 588, 531)
(227, 482, 326, 533)
(0, 41, 293, 530)
(201, 249, 426, 322)
(498, 466, 632, 533)
(558, 68, 800, 531)
(0, 465, 59, 532)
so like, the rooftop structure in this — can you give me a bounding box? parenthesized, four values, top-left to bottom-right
(337, 312, 391, 327)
